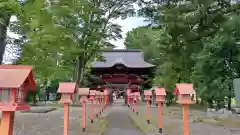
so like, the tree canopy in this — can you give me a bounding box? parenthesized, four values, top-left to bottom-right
(125, 0, 240, 108)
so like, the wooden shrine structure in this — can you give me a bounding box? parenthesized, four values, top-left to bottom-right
(90, 49, 155, 104)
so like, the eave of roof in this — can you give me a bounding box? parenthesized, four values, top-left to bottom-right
(102, 49, 142, 52)
(91, 49, 155, 68)
(58, 82, 77, 93)
(0, 65, 36, 90)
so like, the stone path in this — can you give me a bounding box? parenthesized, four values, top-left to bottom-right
(104, 100, 144, 135)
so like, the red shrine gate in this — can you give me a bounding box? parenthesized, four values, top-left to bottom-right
(90, 49, 155, 104)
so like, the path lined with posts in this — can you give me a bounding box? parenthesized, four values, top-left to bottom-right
(104, 99, 144, 135)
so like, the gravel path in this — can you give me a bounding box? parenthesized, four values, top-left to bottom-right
(12, 105, 107, 135)
(136, 104, 240, 135)
(104, 100, 144, 135)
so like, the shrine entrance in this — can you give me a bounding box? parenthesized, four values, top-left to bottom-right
(90, 49, 155, 105)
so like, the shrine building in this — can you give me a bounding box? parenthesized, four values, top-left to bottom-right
(90, 49, 155, 104)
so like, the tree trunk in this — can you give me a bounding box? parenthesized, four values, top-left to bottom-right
(207, 99, 213, 108)
(227, 96, 231, 110)
(71, 56, 85, 105)
(31, 92, 37, 106)
(77, 55, 85, 85)
(0, 15, 10, 64)
(227, 82, 233, 110)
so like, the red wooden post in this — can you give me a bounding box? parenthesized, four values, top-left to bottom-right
(104, 89, 109, 106)
(130, 93, 134, 112)
(155, 88, 166, 134)
(95, 91, 100, 117)
(78, 88, 90, 132)
(144, 90, 152, 124)
(100, 92, 104, 113)
(129, 92, 133, 109)
(134, 92, 140, 115)
(89, 90, 96, 123)
(57, 82, 77, 135)
(173, 83, 196, 135)
(0, 65, 37, 135)
(127, 89, 131, 107)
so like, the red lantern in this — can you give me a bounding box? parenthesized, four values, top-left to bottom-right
(0, 65, 36, 111)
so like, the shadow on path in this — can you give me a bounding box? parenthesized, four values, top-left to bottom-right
(105, 100, 144, 135)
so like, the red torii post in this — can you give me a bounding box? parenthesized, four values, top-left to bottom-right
(89, 90, 96, 123)
(134, 92, 140, 115)
(126, 89, 131, 107)
(128, 92, 132, 109)
(129, 93, 134, 112)
(57, 82, 77, 135)
(173, 83, 196, 135)
(155, 88, 166, 134)
(96, 91, 103, 115)
(78, 88, 90, 132)
(144, 90, 152, 124)
(104, 89, 109, 107)
(95, 91, 100, 117)
(100, 92, 104, 113)
(0, 65, 37, 135)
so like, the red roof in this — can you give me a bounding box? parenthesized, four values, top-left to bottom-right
(155, 88, 166, 96)
(58, 82, 77, 93)
(134, 92, 140, 96)
(173, 83, 195, 95)
(0, 65, 36, 90)
(78, 88, 90, 95)
(95, 91, 100, 95)
(104, 89, 109, 95)
(144, 90, 152, 95)
(89, 90, 96, 96)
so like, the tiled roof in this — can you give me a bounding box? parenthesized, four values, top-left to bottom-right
(92, 49, 155, 68)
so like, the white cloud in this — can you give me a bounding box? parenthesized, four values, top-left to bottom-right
(110, 17, 148, 49)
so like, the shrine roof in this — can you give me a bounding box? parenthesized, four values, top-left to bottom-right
(0, 65, 36, 90)
(92, 49, 155, 68)
(173, 83, 195, 95)
(58, 82, 77, 93)
(78, 88, 90, 95)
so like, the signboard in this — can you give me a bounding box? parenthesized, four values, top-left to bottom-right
(233, 78, 240, 107)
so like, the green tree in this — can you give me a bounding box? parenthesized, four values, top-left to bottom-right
(0, 0, 21, 64)
(126, 0, 240, 107)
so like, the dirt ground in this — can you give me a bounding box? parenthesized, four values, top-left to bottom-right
(129, 104, 240, 135)
(11, 105, 108, 135)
